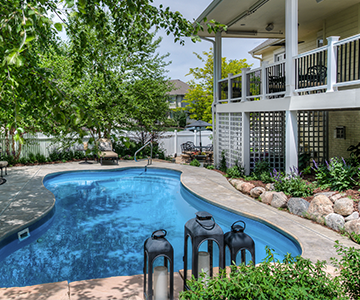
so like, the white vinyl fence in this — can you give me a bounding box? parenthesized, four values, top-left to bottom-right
(0, 131, 212, 158)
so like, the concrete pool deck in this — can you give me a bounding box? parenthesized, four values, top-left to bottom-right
(0, 160, 359, 299)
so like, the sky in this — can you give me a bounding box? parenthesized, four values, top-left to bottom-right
(151, 0, 265, 83)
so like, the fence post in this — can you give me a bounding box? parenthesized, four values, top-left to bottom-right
(326, 36, 340, 93)
(174, 130, 178, 156)
(241, 68, 251, 102)
(261, 61, 268, 100)
(228, 73, 233, 101)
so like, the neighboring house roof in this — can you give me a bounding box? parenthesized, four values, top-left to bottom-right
(167, 79, 190, 96)
(249, 39, 283, 56)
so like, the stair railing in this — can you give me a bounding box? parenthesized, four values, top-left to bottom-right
(134, 139, 153, 165)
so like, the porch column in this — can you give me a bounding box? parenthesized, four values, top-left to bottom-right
(285, 110, 298, 173)
(285, 0, 298, 97)
(242, 112, 250, 175)
(326, 36, 340, 92)
(214, 31, 222, 167)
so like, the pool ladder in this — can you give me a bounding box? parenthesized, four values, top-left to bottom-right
(134, 139, 153, 165)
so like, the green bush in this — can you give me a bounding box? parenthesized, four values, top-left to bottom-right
(226, 162, 245, 178)
(35, 153, 46, 163)
(19, 157, 28, 164)
(218, 150, 227, 172)
(331, 241, 360, 299)
(28, 152, 36, 164)
(190, 159, 200, 167)
(313, 157, 357, 191)
(252, 159, 270, 180)
(206, 165, 215, 170)
(272, 167, 314, 198)
(180, 246, 346, 300)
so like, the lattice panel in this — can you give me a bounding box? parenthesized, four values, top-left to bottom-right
(229, 113, 243, 167)
(298, 111, 328, 167)
(217, 113, 230, 165)
(249, 112, 286, 172)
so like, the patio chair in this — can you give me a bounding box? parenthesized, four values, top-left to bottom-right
(96, 138, 119, 165)
(0, 161, 8, 178)
(298, 65, 327, 88)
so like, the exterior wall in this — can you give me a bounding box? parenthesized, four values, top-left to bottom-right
(328, 110, 360, 159)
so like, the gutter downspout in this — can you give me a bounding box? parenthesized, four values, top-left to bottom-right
(200, 36, 217, 166)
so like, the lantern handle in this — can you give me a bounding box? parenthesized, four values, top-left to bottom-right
(151, 229, 167, 238)
(196, 217, 215, 230)
(231, 220, 246, 231)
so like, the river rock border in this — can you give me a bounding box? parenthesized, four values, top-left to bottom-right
(229, 179, 360, 235)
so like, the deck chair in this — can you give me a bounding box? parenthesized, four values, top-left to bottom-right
(97, 138, 119, 165)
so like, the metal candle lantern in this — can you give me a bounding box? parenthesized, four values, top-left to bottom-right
(224, 220, 255, 266)
(144, 229, 174, 300)
(183, 211, 224, 290)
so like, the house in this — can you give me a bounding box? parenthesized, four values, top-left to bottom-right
(167, 79, 190, 111)
(195, 0, 360, 174)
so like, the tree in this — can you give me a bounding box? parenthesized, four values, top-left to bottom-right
(1, 0, 225, 144)
(183, 49, 252, 123)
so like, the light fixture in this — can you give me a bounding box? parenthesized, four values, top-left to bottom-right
(266, 23, 274, 32)
(316, 0, 324, 3)
(183, 211, 225, 290)
(144, 229, 174, 300)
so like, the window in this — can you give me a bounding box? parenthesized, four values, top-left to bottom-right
(274, 52, 286, 62)
(334, 126, 346, 139)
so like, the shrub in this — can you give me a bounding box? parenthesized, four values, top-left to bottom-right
(19, 157, 28, 164)
(331, 241, 360, 299)
(313, 157, 357, 191)
(35, 153, 46, 163)
(190, 159, 200, 167)
(272, 167, 314, 198)
(252, 159, 270, 180)
(206, 165, 215, 170)
(218, 150, 227, 172)
(28, 152, 36, 163)
(226, 161, 245, 178)
(1, 154, 17, 166)
(180, 247, 345, 300)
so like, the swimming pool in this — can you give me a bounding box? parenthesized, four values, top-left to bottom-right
(0, 168, 301, 287)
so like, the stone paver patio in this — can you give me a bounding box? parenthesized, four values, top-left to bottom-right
(0, 160, 358, 299)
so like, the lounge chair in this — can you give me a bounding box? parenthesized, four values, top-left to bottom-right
(97, 138, 119, 165)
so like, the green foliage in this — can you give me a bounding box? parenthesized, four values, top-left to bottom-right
(226, 161, 245, 178)
(218, 150, 227, 173)
(28, 153, 36, 164)
(190, 159, 200, 167)
(180, 247, 345, 300)
(183, 49, 252, 123)
(332, 241, 360, 299)
(313, 158, 357, 191)
(347, 142, 360, 163)
(35, 153, 46, 163)
(172, 109, 187, 128)
(302, 165, 312, 175)
(272, 167, 314, 198)
(206, 165, 215, 170)
(252, 159, 271, 180)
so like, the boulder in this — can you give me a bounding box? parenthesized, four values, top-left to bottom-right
(271, 192, 288, 209)
(287, 198, 310, 216)
(308, 195, 334, 219)
(325, 213, 345, 231)
(265, 183, 275, 191)
(239, 182, 255, 194)
(314, 191, 337, 198)
(260, 191, 275, 205)
(230, 179, 245, 190)
(334, 198, 354, 216)
(329, 193, 343, 203)
(345, 212, 359, 222)
(344, 219, 360, 235)
(250, 187, 266, 198)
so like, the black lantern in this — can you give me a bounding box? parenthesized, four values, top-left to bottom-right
(183, 211, 224, 290)
(144, 229, 174, 300)
(224, 220, 255, 266)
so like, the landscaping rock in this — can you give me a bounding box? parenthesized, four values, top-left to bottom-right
(344, 219, 360, 235)
(308, 195, 334, 219)
(260, 191, 275, 205)
(250, 187, 266, 198)
(345, 212, 359, 222)
(239, 182, 255, 194)
(334, 198, 354, 216)
(287, 198, 310, 216)
(230, 179, 245, 190)
(265, 183, 275, 191)
(271, 192, 288, 209)
(329, 193, 343, 203)
(325, 213, 345, 231)
(358, 201, 360, 212)
(314, 191, 337, 198)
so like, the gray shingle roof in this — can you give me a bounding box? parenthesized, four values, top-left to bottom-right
(167, 79, 190, 95)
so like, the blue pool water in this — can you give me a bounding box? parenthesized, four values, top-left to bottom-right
(0, 168, 301, 287)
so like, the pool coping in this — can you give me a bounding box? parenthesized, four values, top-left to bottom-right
(0, 160, 359, 296)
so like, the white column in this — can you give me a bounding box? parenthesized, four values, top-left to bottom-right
(285, 0, 298, 97)
(214, 32, 222, 166)
(174, 130, 178, 156)
(285, 110, 298, 173)
(242, 112, 250, 175)
(261, 61, 268, 99)
(194, 130, 197, 146)
(326, 36, 340, 93)
(228, 73, 233, 101)
(215, 111, 219, 166)
(241, 68, 251, 102)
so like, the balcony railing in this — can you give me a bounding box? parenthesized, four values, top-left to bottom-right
(218, 33, 360, 103)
